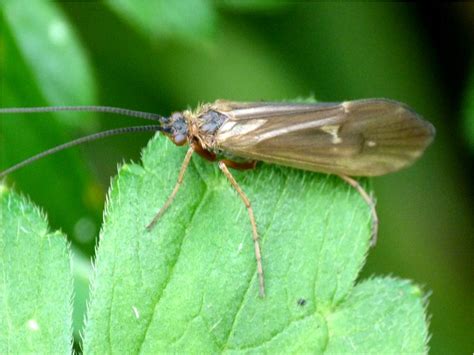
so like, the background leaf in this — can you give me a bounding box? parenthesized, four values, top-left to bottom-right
(0, 0, 101, 254)
(83, 135, 427, 352)
(1, 0, 96, 110)
(219, 0, 290, 12)
(72, 249, 92, 341)
(105, 0, 217, 43)
(0, 186, 73, 353)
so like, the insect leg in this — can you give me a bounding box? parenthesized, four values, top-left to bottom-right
(146, 146, 194, 230)
(218, 161, 265, 297)
(219, 159, 257, 170)
(338, 174, 378, 246)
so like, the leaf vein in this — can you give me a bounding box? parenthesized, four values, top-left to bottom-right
(136, 168, 209, 353)
(222, 169, 290, 351)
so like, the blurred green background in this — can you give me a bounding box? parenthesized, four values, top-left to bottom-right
(0, 1, 472, 353)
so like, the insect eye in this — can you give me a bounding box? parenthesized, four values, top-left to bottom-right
(173, 133, 187, 145)
(160, 126, 172, 134)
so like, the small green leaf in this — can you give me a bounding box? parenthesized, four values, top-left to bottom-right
(83, 134, 429, 352)
(325, 277, 429, 353)
(0, 186, 73, 353)
(106, 0, 217, 43)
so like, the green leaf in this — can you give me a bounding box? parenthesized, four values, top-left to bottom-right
(0, 0, 101, 246)
(72, 249, 92, 341)
(83, 135, 429, 352)
(219, 0, 291, 12)
(105, 0, 217, 43)
(1, 0, 96, 112)
(325, 277, 429, 353)
(0, 185, 73, 353)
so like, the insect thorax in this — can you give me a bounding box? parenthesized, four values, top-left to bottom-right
(189, 105, 229, 152)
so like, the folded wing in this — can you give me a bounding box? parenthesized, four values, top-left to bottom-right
(214, 99, 435, 176)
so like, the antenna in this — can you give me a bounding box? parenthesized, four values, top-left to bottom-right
(0, 125, 163, 178)
(0, 105, 163, 121)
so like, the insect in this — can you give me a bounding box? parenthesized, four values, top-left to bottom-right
(0, 99, 435, 297)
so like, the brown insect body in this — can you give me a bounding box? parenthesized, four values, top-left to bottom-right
(164, 99, 435, 176)
(0, 98, 435, 298)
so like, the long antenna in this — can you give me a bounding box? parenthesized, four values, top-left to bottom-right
(0, 105, 163, 121)
(0, 125, 163, 178)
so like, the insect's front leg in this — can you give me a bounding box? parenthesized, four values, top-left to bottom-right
(218, 160, 265, 297)
(146, 146, 194, 230)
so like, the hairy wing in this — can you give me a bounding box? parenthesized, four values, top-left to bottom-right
(213, 99, 435, 176)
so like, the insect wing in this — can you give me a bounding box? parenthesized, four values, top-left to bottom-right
(213, 99, 435, 176)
